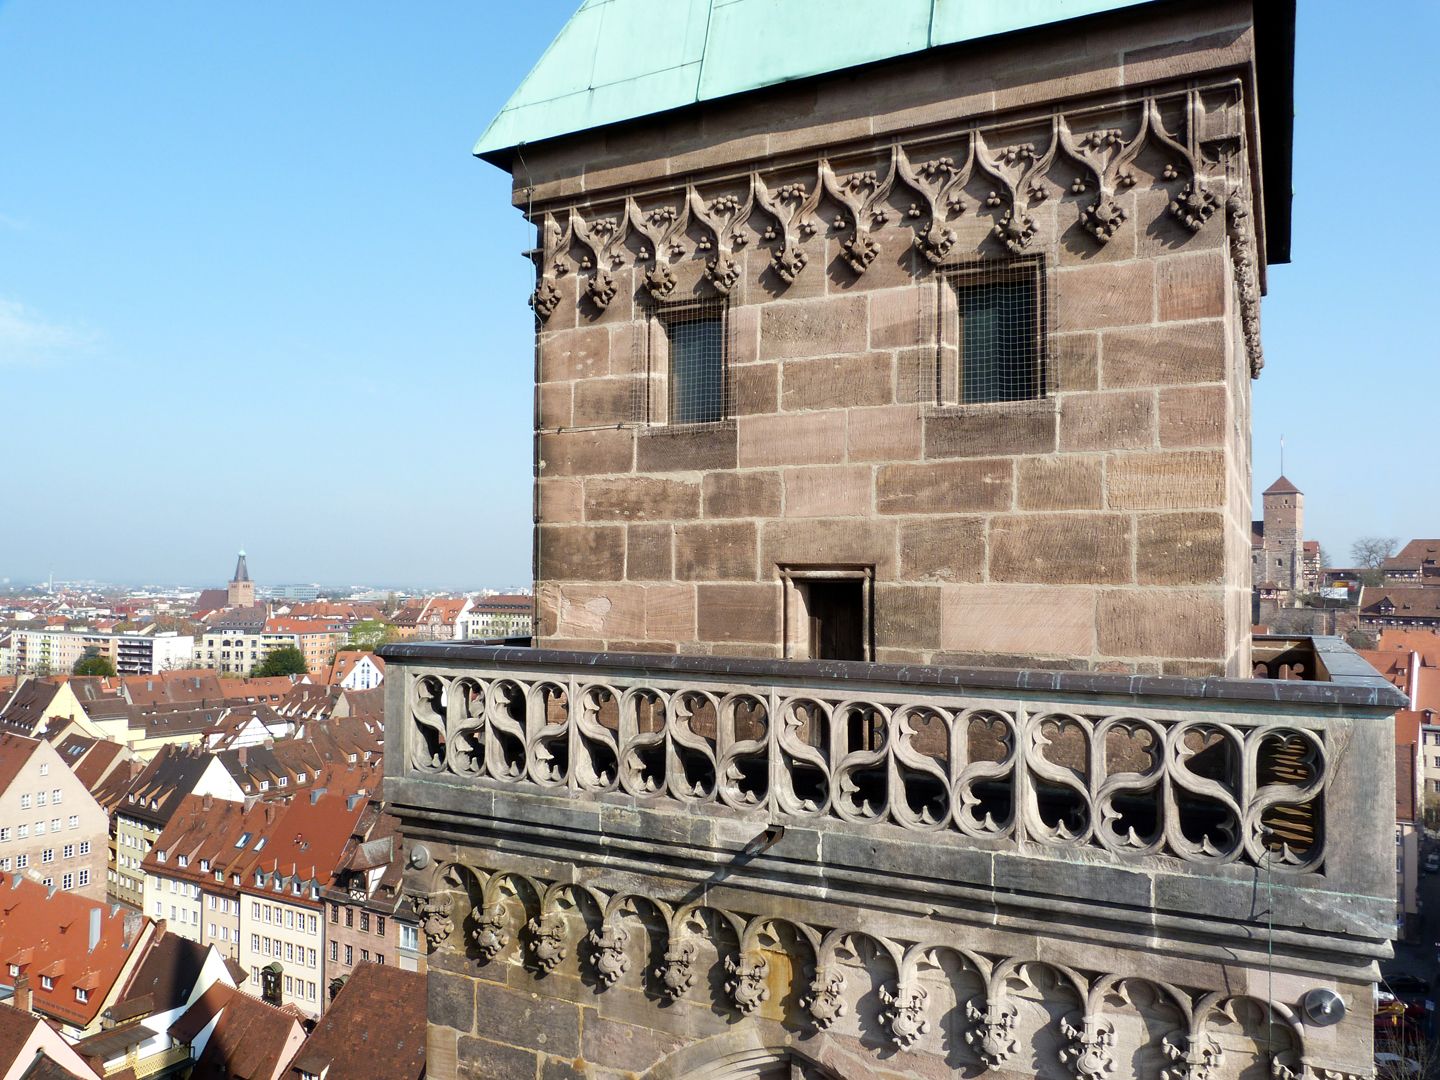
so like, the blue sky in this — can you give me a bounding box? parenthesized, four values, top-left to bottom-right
(0, 1, 1434, 588)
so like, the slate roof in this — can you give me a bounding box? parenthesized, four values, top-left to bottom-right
(185, 987, 304, 1080)
(117, 744, 225, 828)
(1262, 475, 1302, 496)
(0, 682, 66, 738)
(0, 732, 41, 801)
(105, 929, 209, 1024)
(1384, 539, 1440, 572)
(285, 964, 426, 1080)
(1361, 589, 1440, 620)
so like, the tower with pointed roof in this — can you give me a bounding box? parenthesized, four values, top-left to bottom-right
(227, 551, 255, 608)
(1253, 475, 1305, 597)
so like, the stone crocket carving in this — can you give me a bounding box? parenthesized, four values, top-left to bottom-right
(587, 923, 630, 988)
(526, 912, 568, 973)
(724, 951, 771, 1015)
(965, 998, 1019, 1068)
(879, 979, 932, 1048)
(469, 901, 509, 962)
(655, 938, 698, 1001)
(1061, 1014, 1117, 1080)
(801, 966, 848, 1030)
(411, 892, 454, 950)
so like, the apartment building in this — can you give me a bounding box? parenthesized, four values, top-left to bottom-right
(0, 733, 108, 899)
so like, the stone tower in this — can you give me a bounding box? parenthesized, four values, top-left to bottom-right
(1254, 475, 1304, 594)
(227, 550, 254, 608)
(384, 4, 1403, 1080)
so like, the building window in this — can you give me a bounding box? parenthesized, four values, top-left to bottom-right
(41, 849, 54, 864)
(345, 945, 353, 965)
(75, 988, 88, 1003)
(330, 941, 338, 961)
(638, 299, 728, 426)
(63, 844, 73, 859)
(377, 953, 385, 965)
(67, 816, 78, 830)
(345, 907, 353, 928)
(400, 924, 418, 951)
(330, 902, 339, 923)
(41, 976, 53, 990)
(78, 869, 89, 887)
(62, 873, 73, 890)
(780, 566, 874, 662)
(79, 841, 90, 855)
(360, 912, 370, 932)
(376, 915, 385, 936)
(934, 256, 1046, 405)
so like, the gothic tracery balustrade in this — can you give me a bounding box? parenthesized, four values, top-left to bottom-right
(400, 654, 1329, 874)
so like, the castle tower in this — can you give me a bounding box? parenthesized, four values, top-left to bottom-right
(1262, 475, 1304, 591)
(227, 550, 254, 608)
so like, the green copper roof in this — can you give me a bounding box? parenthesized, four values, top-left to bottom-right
(475, 0, 1165, 158)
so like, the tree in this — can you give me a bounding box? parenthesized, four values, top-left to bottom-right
(253, 646, 308, 678)
(1351, 537, 1398, 588)
(72, 654, 116, 677)
(342, 619, 395, 653)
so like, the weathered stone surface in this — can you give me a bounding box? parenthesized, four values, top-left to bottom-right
(761, 518, 898, 576)
(868, 285, 924, 349)
(1158, 250, 1227, 321)
(429, 970, 476, 1034)
(572, 377, 636, 427)
(1051, 332, 1100, 392)
(1158, 384, 1227, 447)
(1101, 321, 1226, 387)
(923, 403, 1057, 459)
(782, 352, 894, 410)
(539, 478, 583, 523)
(585, 477, 700, 522)
(738, 411, 846, 467)
(847, 404, 922, 461)
(875, 584, 942, 649)
(474, 985, 581, 1059)
(1015, 456, 1104, 510)
(645, 583, 695, 641)
(675, 521, 759, 580)
(455, 1036, 538, 1080)
(539, 429, 633, 477)
(899, 517, 985, 582)
(626, 523, 673, 580)
(538, 381, 572, 429)
(1059, 390, 1155, 451)
(1056, 261, 1155, 330)
(940, 583, 1097, 656)
(702, 471, 782, 518)
(538, 524, 625, 581)
(731, 361, 779, 416)
(1098, 588, 1226, 658)
(782, 465, 872, 517)
(760, 295, 868, 359)
(1136, 511, 1226, 585)
(1106, 450, 1225, 510)
(696, 582, 780, 643)
(580, 1010, 686, 1072)
(540, 325, 611, 383)
(635, 425, 738, 473)
(989, 513, 1133, 585)
(556, 584, 646, 640)
(876, 458, 1012, 514)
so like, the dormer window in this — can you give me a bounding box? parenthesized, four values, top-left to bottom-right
(200, 860, 209, 871)
(7, 964, 18, 978)
(75, 988, 88, 1003)
(41, 976, 53, 991)
(157, 851, 167, 863)
(178, 856, 188, 868)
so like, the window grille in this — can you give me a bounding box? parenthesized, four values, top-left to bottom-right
(632, 297, 729, 426)
(921, 255, 1049, 406)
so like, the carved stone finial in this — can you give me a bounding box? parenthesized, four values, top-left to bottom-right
(1169, 180, 1220, 232)
(655, 938, 698, 1001)
(801, 966, 847, 1030)
(530, 280, 561, 321)
(913, 225, 958, 265)
(724, 951, 770, 1015)
(1081, 198, 1128, 243)
(878, 979, 931, 1049)
(1162, 1033, 1224, 1080)
(469, 901, 510, 962)
(586, 269, 619, 311)
(643, 265, 677, 302)
(965, 998, 1018, 1067)
(993, 209, 1037, 253)
(587, 923, 630, 988)
(410, 892, 454, 951)
(526, 912, 568, 973)
(1061, 1014, 1117, 1080)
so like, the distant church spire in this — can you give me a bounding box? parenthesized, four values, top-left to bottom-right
(233, 550, 250, 584)
(227, 550, 255, 608)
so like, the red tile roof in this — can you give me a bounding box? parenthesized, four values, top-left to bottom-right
(285, 964, 426, 1080)
(0, 874, 154, 1028)
(184, 986, 305, 1080)
(0, 732, 41, 802)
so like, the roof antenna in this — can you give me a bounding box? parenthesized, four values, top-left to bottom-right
(1279, 434, 1285, 476)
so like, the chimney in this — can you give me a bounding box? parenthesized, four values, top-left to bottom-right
(123, 912, 143, 948)
(1409, 652, 1423, 709)
(13, 974, 31, 1014)
(88, 907, 101, 952)
(238, 747, 248, 767)
(203, 794, 213, 811)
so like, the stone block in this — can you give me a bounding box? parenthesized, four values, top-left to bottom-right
(580, 1011, 687, 1073)
(989, 512, 1134, 585)
(1098, 588, 1226, 659)
(428, 970, 475, 1034)
(847, 404, 922, 461)
(782, 465, 873, 517)
(1055, 261, 1155, 331)
(729, 304, 760, 364)
(1051, 332, 1099, 392)
(1158, 250, 1227, 321)
(455, 1037, 537, 1080)
(539, 478, 583, 524)
(876, 458, 1012, 514)
(1106, 450, 1225, 510)
(538, 381, 572, 430)
(539, 429, 634, 477)
(540, 324, 613, 383)
(472, 985, 581, 1059)
(626, 523, 673, 580)
(875, 584, 942, 649)
(584, 477, 700, 522)
(923, 402, 1057, 459)
(761, 518, 899, 577)
(675, 521, 759, 580)
(645, 584, 695, 642)
(696, 582, 781, 643)
(1015, 456, 1104, 510)
(940, 584, 1097, 657)
(782, 352, 894, 411)
(868, 283, 926, 349)
(1059, 390, 1156, 451)
(702, 471, 782, 518)
(1101, 320, 1226, 388)
(572, 377, 637, 427)
(556, 584, 646, 640)
(738, 411, 846, 467)
(538, 524, 626, 581)
(759, 294, 868, 359)
(1136, 511, 1226, 585)
(899, 517, 986, 582)
(731, 360, 778, 416)
(1158, 385, 1227, 448)
(634, 424, 738, 473)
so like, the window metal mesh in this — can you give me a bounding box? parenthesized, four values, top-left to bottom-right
(632, 298, 730, 426)
(919, 256, 1049, 406)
